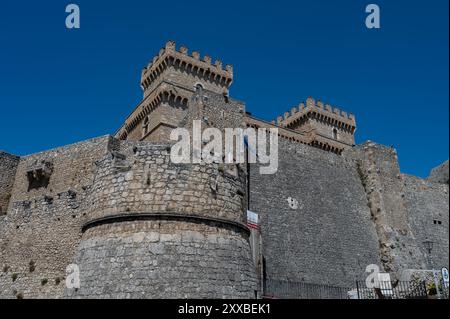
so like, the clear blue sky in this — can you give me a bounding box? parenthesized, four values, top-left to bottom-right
(0, 0, 448, 177)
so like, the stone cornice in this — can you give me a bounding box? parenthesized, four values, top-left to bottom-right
(81, 212, 250, 236)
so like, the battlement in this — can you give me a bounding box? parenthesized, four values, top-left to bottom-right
(117, 41, 237, 141)
(273, 97, 356, 132)
(140, 40, 233, 94)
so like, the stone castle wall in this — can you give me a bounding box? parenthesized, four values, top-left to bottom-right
(83, 141, 247, 224)
(428, 160, 449, 184)
(0, 136, 113, 298)
(403, 174, 449, 270)
(345, 143, 428, 277)
(249, 138, 449, 289)
(68, 220, 256, 298)
(67, 139, 256, 298)
(0, 39, 448, 298)
(0, 152, 19, 215)
(1, 134, 448, 298)
(249, 139, 381, 288)
(0, 136, 257, 299)
(344, 143, 448, 278)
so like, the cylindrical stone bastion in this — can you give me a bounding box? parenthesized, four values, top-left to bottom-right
(66, 142, 257, 298)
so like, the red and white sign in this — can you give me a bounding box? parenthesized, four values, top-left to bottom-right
(247, 210, 259, 230)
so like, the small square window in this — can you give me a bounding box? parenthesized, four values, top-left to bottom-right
(27, 161, 53, 191)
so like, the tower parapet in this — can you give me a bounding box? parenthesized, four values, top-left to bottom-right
(275, 97, 356, 132)
(118, 42, 356, 155)
(271, 97, 356, 151)
(116, 41, 235, 143)
(140, 40, 233, 97)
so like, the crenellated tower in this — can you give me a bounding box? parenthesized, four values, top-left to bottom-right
(273, 97, 356, 153)
(140, 40, 233, 98)
(245, 97, 356, 154)
(115, 40, 234, 142)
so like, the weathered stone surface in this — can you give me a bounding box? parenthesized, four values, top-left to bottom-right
(250, 139, 381, 287)
(403, 174, 449, 269)
(0, 41, 448, 299)
(0, 136, 112, 299)
(0, 136, 256, 299)
(346, 142, 428, 279)
(67, 221, 256, 299)
(0, 152, 19, 216)
(428, 160, 449, 184)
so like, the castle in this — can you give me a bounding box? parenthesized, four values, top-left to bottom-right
(0, 41, 448, 299)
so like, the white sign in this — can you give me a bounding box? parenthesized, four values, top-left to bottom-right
(247, 210, 259, 230)
(442, 267, 449, 283)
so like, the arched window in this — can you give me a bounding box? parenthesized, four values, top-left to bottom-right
(195, 83, 204, 93)
(332, 128, 338, 140)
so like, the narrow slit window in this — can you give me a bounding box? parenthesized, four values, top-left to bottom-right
(142, 116, 149, 137)
(332, 128, 338, 140)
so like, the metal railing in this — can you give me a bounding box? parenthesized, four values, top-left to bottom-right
(263, 279, 350, 299)
(355, 280, 429, 299)
(262, 278, 448, 299)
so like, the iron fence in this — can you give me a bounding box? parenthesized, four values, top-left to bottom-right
(262, 278, 449, 299)
(263, 279, 350, 299)
(355, 280, 428, 299)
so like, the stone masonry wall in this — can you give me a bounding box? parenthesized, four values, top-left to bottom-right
(68, 220, 256, 299)
(118, 102, 188, 142)
(67, 139, 257, 298)
(126, 85, 192, 142)
(403, 174, 449, 270)
(428, 160, 449, 185)
(1, 128, 447, 298)
(85, 141, 246, 223)
(0, 152, 20, 215)
(0, 136, 258, 298)
(345, 142, 427, 278)
(142, 54, 231, 99)
(249, 139, 381, 288)
(0, 136, 113, 299)
(309, 118, 354, 146)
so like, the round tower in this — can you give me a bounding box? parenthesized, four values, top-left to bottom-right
(66, 141, 257, 298)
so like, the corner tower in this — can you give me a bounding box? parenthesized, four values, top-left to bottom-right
(66, 138, 258, 299)
(274, 97, 356, 153)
